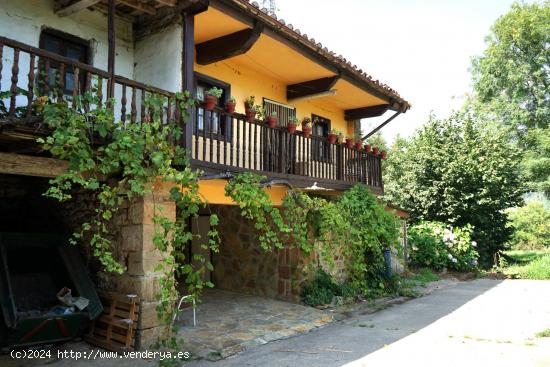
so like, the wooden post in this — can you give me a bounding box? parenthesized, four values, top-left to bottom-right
(182, 11, 195, 152)
(107, 0, 115, 100)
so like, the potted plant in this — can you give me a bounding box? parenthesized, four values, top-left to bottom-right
(225, 96, 236, 113)
(338, 132, 345, 144)
(372, 146, 380, 155)
(244, 96, 256, 121)
(302, 117, 312, 138)
(204, 87, 223, 111)
(345, 135, 354, 149)
(267, 111, 278, 128)
(380, 151, 387, 160)
(328, 129, 339, 144)
(354, 132, 363, 149)
(364, 143, 372, 153)
(288, 116, 298, 134)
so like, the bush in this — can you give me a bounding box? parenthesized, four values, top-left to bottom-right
(501, 250, 550, 280)
(302, 269, 352, 306)
(409, 221, 479, 271)
(506, 202, 550, 250)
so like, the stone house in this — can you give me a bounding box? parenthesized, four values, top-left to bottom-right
(0, 0, 410, 349)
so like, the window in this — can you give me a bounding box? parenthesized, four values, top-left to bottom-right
(39, 29, 89, 97)
(312, 114, 331, 161)
(263, 99, 296, 127)
(195, 73, 230, 138)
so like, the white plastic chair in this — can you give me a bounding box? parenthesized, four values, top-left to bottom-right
(173, 295, 196, 327)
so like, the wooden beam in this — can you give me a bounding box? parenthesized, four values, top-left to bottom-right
(196, 22, 263, 65)
(155, 0, 177, 6)
(182, 11, 195, 153)
(107, 0, 115, 100)
(287, 76, 339, 101)
(118, 0, 156, 15)
(0, 153, 68, 178)
(345, 104, 389, 121)
(55, 0, 102, 17)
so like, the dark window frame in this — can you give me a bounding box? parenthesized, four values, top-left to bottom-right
(194, 72, 231, 140)
(39, 28, 90, 96)
(311, 114, 331, 162)
(262, 98, 296, 127)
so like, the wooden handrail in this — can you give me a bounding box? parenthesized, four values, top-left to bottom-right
(0, 36, 110, 78)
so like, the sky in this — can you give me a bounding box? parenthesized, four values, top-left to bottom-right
(272, 0, 526, 143)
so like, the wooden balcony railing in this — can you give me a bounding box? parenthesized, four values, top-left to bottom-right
(0, 36, 383, 191)
(190, 106, 383, 191)
(0, 36, 180, 126)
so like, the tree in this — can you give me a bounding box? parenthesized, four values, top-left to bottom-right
(471, 1, 550, 137)
(506, 201, 550, 250)
(523, 127, 550, 196)
(471, 1, 550, 198)
(383, 111, 525, 265)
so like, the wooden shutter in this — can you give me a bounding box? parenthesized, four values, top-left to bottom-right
(263, 99, 296, 126)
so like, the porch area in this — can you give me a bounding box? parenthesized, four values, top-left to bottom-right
(0, 34, 384, 192)
(175, 289, 333, 360)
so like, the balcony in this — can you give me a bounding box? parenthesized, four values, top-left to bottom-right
(0, 36, 383, 193)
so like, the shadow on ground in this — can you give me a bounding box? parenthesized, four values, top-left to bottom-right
(189, 279, 504, 367)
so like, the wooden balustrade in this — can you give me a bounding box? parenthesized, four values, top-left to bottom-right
(0, 36, 180, 127)
(0, 35, 383, 191)
(190, 106, 383, 190)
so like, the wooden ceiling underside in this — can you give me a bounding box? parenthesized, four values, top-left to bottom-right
(55, 0, 177, 21)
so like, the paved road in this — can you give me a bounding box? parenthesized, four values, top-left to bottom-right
(190, 279, 550, 367)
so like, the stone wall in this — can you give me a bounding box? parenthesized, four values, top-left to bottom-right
(210, 205, 350, 303)
(211, 205, 279, 298)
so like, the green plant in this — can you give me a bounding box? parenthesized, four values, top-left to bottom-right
(289, 116, 299, 125)
(204, 87, 222, 98)
(244, 96, 255, 108)
(408, 221, 479, 271)
(38, 89, 219, 345)
(536, 328, 550, 338)
(268, 111, 277, 117)
(302, 117, 312, 127)
(506, 201, 550, 250)
(227, 96, 236, 104)
(330, 129, 340, 135)
(301, 269, 353, 306)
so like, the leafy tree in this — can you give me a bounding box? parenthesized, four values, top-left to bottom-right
(506, 201, 550, 249)
(366, 131, 389, 152)
(523, 127, 550, 196)
(383, 111, 524, 265)
(471, 1, 550, 136)
(471, 1, 550, 198)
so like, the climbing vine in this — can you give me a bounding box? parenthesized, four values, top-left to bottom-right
(37, 88, 219, 334)
(224, 173, 401, 296)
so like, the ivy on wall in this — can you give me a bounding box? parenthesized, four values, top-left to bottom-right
(37, 90, 219, 330)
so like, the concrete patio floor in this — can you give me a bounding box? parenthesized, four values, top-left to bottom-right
(176, 289, 333, 360)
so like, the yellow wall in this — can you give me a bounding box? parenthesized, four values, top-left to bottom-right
(194, 60, 353, 135)
(198, 179, 289, 206)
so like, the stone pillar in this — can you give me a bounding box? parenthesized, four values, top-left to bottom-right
(98, 182, 175, 349)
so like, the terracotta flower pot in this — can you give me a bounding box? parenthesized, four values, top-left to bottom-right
(345, 138, 354, 149)
(244, 110, 256, 122)
(267, 116, 278, 128)
(327, 133, 338, 144)
(380, 151, 387, 160)
(287, 123, 297, 134)
(373, 147, 380, 155)
(364, 144, 372, 153)
(204, 95, 218, 111)
(303, 127, 312, 138)
(355, 141, 362, 150)
(225, 102, 236, 114)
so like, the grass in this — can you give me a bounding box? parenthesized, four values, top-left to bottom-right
(535, 328, 550, 338)
(500, 250, 550, 280)
(406, 268, 439, 287)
